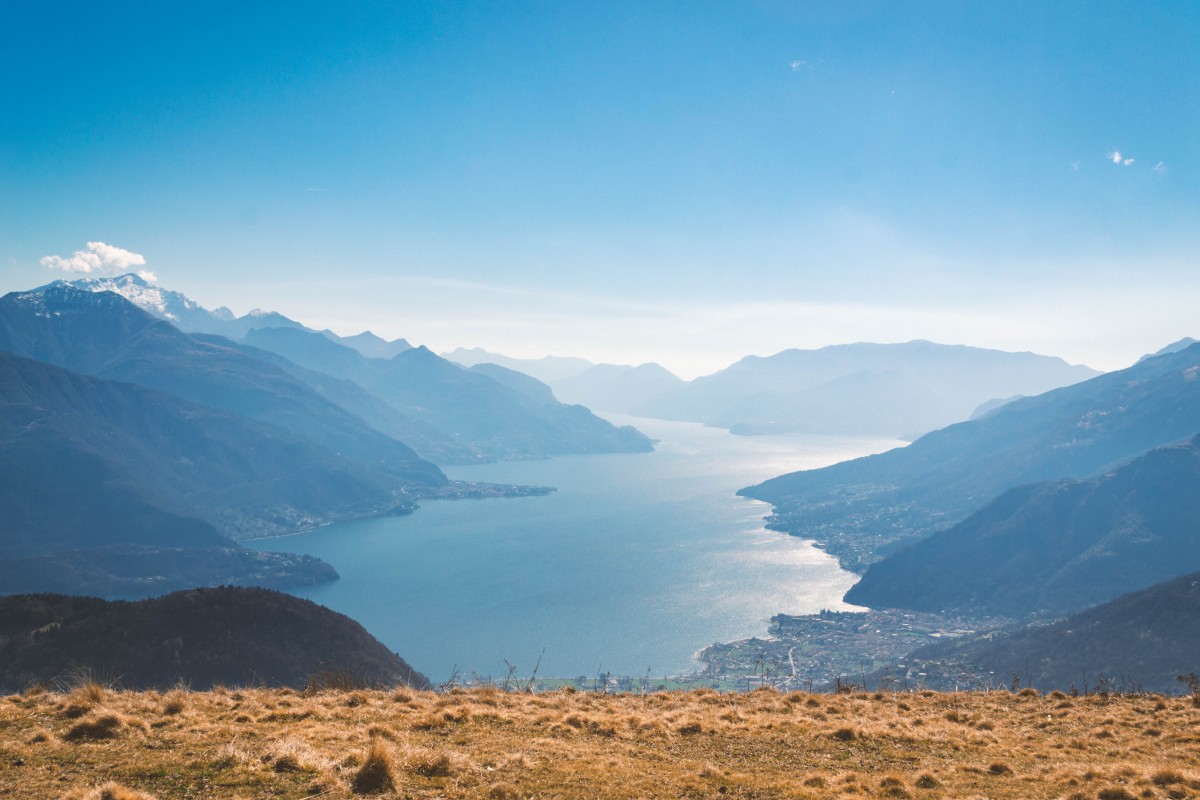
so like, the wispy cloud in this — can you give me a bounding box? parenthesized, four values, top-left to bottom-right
(1153, 161, 1167, 173)
(40, 241, 146, 274)
(789, 59, 806, 70)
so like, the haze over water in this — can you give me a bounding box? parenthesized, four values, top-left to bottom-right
(252, 417, 903, 681)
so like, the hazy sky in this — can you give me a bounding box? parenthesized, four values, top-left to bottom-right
(3, 1, 1198, 377)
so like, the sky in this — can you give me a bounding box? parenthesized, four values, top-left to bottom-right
(2, 1, 1198, 378)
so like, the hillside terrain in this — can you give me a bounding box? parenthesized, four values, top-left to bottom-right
(846, 434, 1200, 616)
(0, 351, 420, 540)
(904, 571, 1200, 694)
(0, 587, 429, 692)
(742, 342, 1200, 571)
(2, 686, 1196, 799)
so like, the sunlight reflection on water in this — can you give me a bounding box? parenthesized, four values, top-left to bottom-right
(252, 416, 904, 680)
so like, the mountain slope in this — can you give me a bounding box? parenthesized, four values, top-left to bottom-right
(741, 342, 1200, 570)
(242, 327, 653, 462)
(845, 435, 1200, 616)
(0, 587, 430, 691)
(0, 351, 415, 539)
(0, 284, 446, 491)
(643, 340, 1099, 437)
(907, 570, 1200, 693)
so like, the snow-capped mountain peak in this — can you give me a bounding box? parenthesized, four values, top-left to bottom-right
(59, 273, 202, 322)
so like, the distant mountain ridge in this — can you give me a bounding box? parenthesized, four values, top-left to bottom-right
(59, 273, 411, 358)
(552, 362, 686, 414)
(242, 327, 653, 463)
(443, 347, 593, 384)
(641, 340, 1100, 437)
(741, 342, 1200, 571)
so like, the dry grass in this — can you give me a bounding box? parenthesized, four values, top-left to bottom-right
(3, 686, 1200, 798)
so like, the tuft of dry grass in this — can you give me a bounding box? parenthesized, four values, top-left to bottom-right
(63, 781, 159, 800)
(63, 712, 147, 742)
(351, 739, 398, 795)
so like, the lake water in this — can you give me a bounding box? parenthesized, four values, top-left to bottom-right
(249, 417, 902, 682)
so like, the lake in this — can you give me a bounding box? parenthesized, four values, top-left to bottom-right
(249, 416, 903, 682)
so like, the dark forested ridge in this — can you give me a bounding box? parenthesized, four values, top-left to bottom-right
(845, 434, 1200, 616)
(0, 587, 430, 691)
(741, 343, 1200, 570)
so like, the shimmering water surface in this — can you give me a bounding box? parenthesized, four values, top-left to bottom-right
(250, 417, 902, 681)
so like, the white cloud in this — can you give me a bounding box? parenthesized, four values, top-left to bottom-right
(137, 269, 159, 283)
(789, 59, 806, 70)
(40, 241, 146, 274)
(1154, 161, 1167, 173)
(1108, 149, 1134, 166)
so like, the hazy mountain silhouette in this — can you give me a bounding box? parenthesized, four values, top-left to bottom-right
(845, 434, 1200, 617)
(0, 587, 430, 691)
(640, 341, 1099, 437)
(242, 327, 653, 462)
(323, 328, 412, 359)
(443, 347, 593, 384)
(741, 342, 1200, 569)
(552, 362, 686, 415)
(1138, 337, 1198, 363)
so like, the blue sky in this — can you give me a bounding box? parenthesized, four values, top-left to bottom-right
(2, 1, 1198, 376)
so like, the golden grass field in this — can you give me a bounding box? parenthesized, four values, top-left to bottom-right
(2, 684, 1199, 799)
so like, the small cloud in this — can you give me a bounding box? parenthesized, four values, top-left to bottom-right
(1153, 161, 1167, 173)
(1108, 149, 1134, 166)
(1070, 161, 1080, 171)
(137, 269, 158, 283)
(40, 241, 146, 274)
(789, 59, 806, 70)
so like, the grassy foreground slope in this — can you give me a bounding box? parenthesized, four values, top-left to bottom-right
(3, 686, 1199, 799)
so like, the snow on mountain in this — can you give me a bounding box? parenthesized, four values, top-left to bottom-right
(54, 274, 204, 322)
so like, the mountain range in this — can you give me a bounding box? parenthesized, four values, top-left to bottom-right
(740, 342, 1200, 571)
(639, 341, 1100, 437)
(56, 275, 652, 464)
(845, 434, 1200, 617)
(242, 326, 652, 463)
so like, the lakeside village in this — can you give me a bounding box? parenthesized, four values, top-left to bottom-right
(452, 609, 1011, 694)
